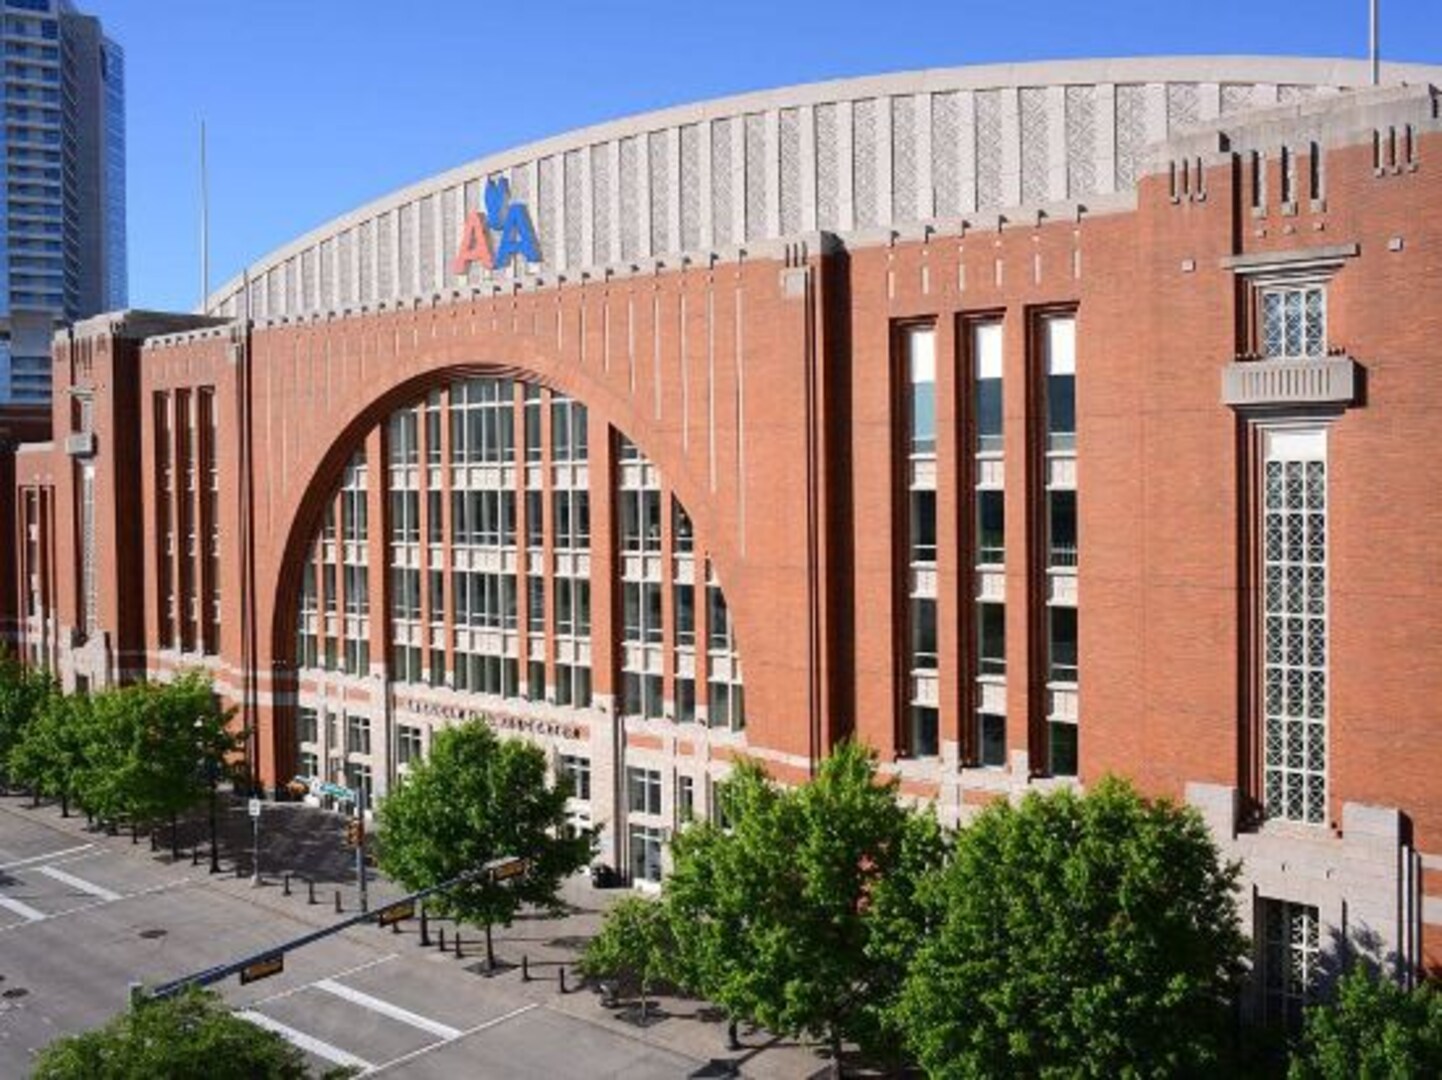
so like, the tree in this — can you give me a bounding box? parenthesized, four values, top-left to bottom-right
(1289, 964, 1442, 1079)
(73, 673, 240, 843)
(376, 719, 591, 967)
(0, 649, 56, 791)
(896, 777, 1248, 1079)
(665, 742, 935, 1071)
(8, 688, 91, 816)
(31, 988, 350, 1079)
(580, 895, 676, 1023)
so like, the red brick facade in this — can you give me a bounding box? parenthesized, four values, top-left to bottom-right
(7, 84, 1442, 986)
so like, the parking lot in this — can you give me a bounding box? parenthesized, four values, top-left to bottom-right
(0, 794, 822, 1078)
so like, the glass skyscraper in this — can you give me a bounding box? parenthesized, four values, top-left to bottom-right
(0, 0, 124, 405)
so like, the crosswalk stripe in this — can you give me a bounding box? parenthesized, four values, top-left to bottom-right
(0, 894, 47, 922)
(238, 1010, 373, 1072)
(38, 864, 123, 902)
(314, 978, 462, 1040)
(0, 843, 93, 871)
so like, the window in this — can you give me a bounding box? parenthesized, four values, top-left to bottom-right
(389, 490, 420, 545)
(396, 725, 423, 766)
(977, 712, 1006, 768)
(674, 583, 696, 646)
(527, 660, 546, 702)
(909, 707, 939, 758)
(1049, 719, 1078, 777)
(976, 490, 1005, 565)
(1261, 283, 1325, 360)
(560, 754, 591, 801)
(528, 576, 546, 633)
(675, 677, 696, 723)
(973, 320, 1004, 454)
(673, 499, 694, 553)
(910, 490, 937, 564)
(904, 324, 936, 455)
(297, 707, 319, 745)
(524, 384, 542, 461)
(553, 489, 590, 550)
(677, 775, 695, 821)
(629, 824, 664, 884)
(347, 714, 372, 756)
(978, 603, 1006, 676)
(387, 409, 419, 467)
(1260, 900, 1320, 1030)
(390, 567, 421, 621)
(1043, 315, 1076, 452)
(911, 598, 937, 671)
(1261, 430, 1328, 825)
(1048, 607, 1078, 684)
(551, 395, 588, 461)
(450, 377, 515, 464)
(627, 767, 662, 815)
(1048, 490, 1077, 568)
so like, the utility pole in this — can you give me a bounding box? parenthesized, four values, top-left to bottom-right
(355, 791, 369, 913)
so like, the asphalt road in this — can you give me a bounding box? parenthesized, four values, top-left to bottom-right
(0, 795, 822, 1079)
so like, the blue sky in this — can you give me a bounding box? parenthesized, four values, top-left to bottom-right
(84, 0, 1442, 313)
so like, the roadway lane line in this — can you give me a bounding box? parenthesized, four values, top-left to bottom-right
(314, 978, 462, 1040)
(0, 843, 93, 871)
(38, 864, 123, 902)
(238, 1010, 373, 1072)
(369, 1002, 540, 1076)
(0, 893, 47, 922)
(246, 953, 400, 1008)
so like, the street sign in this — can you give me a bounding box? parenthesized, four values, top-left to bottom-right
(485, 855, 528, 882)
(239, 953, 284, 985)
(248, 798, 262, 819)
(377, 899, 414, 927)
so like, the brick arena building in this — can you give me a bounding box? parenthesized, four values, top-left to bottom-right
(5, 56, 1442, 1013)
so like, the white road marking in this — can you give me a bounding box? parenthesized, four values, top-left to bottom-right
(315, 978, 462, 1040)
(0, 843, 93, 871)
(369, 1003, 540, 1076)
(0, 875, 194, 935)
(238, 1010, 373, 1072)
(38, 864, 123, 902)
(245, 954, 400, 1009)
(0, 893, 47, 922)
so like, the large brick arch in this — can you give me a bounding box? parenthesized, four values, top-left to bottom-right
(264, 354, 744, 669)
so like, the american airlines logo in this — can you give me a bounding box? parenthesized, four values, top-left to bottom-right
(451, 177, 542, 274)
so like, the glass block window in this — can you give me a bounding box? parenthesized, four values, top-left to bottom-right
(1261, 899, 1320, 1030)
(1261, 284, 1326, 359)
(1262, 430, 1327, 825)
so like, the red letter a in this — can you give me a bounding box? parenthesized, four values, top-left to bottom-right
(451, 210, 493, 274)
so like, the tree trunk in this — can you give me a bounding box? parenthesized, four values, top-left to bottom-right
(131, 822, 139, 844)
(829, 1025, 843, 1079)
(170, 812, 179, 858)
(727, 1017, 741, 1051)
(639, 983, 648, 1026)
(60, 792, 68, 817)
(484, 922, 495, 970)
(30, 788, 39, 808)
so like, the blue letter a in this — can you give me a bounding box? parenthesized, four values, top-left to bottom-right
(493, 204, 542, 267)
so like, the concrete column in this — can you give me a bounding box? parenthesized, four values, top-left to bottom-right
(800, 103, 818, 231)
(916, 92, 934, 221)
(837, 99, 855, 231)
(1096, 84, 1117, 196)
(876, 95, 894, 226)
(1000, 87, 1021, 209)
(1046, 85, 1068, 202)
(958, 90, 977, 213)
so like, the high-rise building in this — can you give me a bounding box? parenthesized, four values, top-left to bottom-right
(0, 0, 124, 405)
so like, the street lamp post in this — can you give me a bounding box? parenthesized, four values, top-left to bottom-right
(208, 762, 220, 874)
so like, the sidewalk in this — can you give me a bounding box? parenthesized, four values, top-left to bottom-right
(2, 792, 841, 1078)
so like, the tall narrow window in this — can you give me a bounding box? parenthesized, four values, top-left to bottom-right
(971, 319, 1006, 765)
(1041, 312, 1079, 776)
(903, 324, 939, 757)
(1260, 899, 1320, 1030)
(1261, 429, 1327, 825)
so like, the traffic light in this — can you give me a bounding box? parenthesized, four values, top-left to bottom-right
(345, 819, 363, 847)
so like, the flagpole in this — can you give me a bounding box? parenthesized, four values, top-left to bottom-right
(200, 119, 210, 311)
(1370, 0, 1380, 86)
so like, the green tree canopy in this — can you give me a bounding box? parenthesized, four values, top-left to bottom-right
(0, 649, 57, 786)
(896, 777, 1248, 1079)
(8, 687, 92, 815)
(376, 719, 591, 966)
(72, 672, 241, 829)
(31, 988, 345, 1079)
(580, 894, 677, 1021)
(1289, 964, 1442, 1080)
(665, 742, 939, 1066)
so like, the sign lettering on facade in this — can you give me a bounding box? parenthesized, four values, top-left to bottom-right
(451, 177, 541, 274)
(392, 696, 585, 742)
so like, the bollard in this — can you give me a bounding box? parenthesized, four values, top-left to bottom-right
(438, 927, 446, 951)
(558, 967, 567, 994)
(453, 932, 462, 959)
(307, 879, 316, 905)
(283, 873, 291, 897)
(191, 847, 199, 867)
(521, 955, 530, 982)
(419, 906, 430, 947)
(334, 890, 342, 914)
(149, 831, 158, 852)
